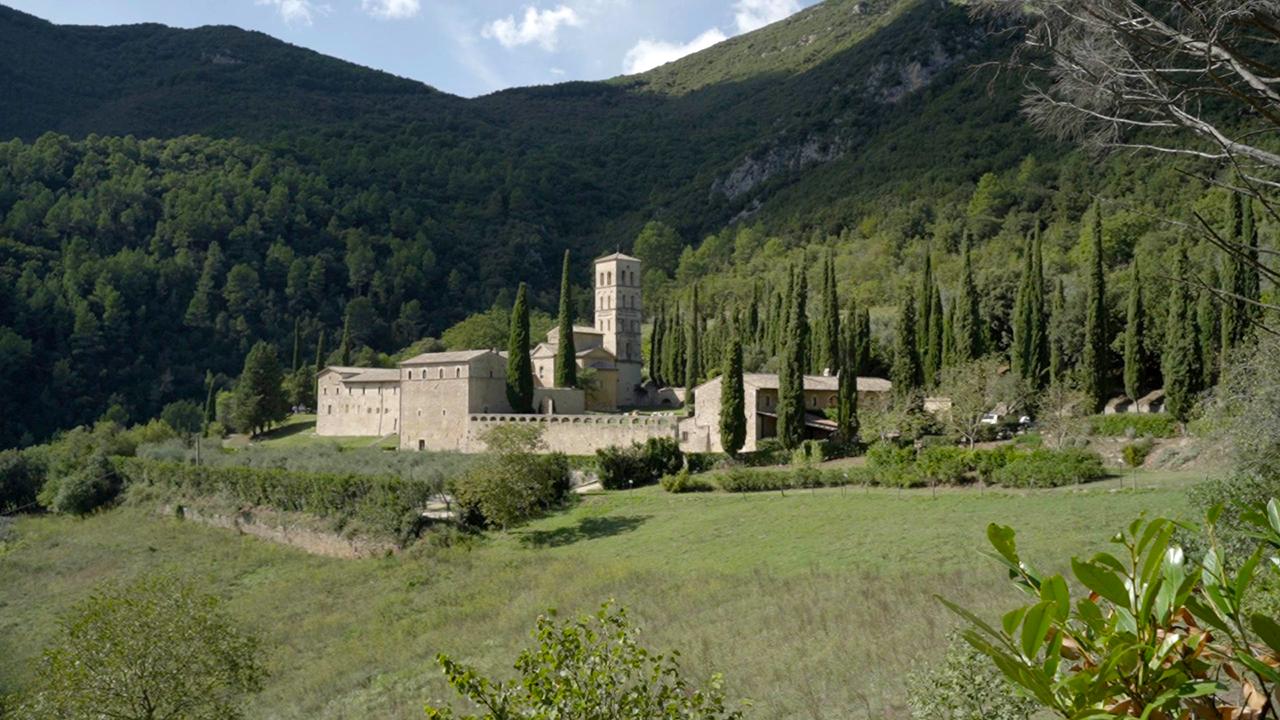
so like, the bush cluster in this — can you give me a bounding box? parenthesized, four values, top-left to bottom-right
(865, 442, 1107, 489)
(1088, 413, 1178, 438)
(596, 438, 683, 490)
(453, 452, 570, 530)
(990, 448, 1107, 488)
(715, 466, 873, 493)
(660, 469, 715, 494)
(114, 458, 434, 541)
(0, 449, 45, 513)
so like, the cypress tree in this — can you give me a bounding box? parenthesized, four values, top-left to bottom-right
(892, 294, 921, 398)
(1221, 192, 1249, 355)
(942, 297, 956, 369)
(719, 336, 746, 457)
(1196, 264, 1221, 388)
(655, 299, 665, 384)
(291, 318, 301, 372)
(917, 250, 935, 383)
(203, 370, 217, 426)
(1081, 202, 1109, 411)
(776, 269, 808, 449)
(338, 318, 352, 366)
(927, 284, 944, 385)
(554, 250, 578, 388)
(954, 235, 984, 362)
(685, 284, 701, 394)
(1163, 245, 1201, 422)
(314, 328, 326, 372)
(505, 282, 534, 413)
(1049, 278, 1066, 384)
(836, 303, 861, 445)
(1012, 234, 1034, 381)
(1030, 226, 1049, 386)
(1123, 256, 1147, 401)
(821, 251, 841, 374)
(1242, 196, 1262, 326)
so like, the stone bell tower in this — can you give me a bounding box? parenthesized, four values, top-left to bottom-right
(593, 252, 643, 406)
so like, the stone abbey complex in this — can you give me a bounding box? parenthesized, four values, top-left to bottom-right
(317, 252, 891, 455)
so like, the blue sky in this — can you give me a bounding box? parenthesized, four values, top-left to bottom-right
(6, 0, 817, 97)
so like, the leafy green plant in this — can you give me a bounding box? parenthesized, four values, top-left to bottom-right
(661, 469, 715, 493)
(14, 574, 264, 720)
(944, 501, 1280, 719)
(596, 438, 684, 490)
(424, 603, 744, 719)
(1122, 439, 1154, 469)
(989, 448, 1105, 488)
(906, 631, 1039, 720)
(454, 425, 570, 530)
(1088, 414, 1178, 439)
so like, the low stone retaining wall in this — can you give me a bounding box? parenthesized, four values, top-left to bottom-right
(161, 504, 397, 559)
(466, 413, 679, 455)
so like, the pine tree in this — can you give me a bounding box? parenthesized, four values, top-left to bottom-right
(554, 250, 578, 388)
(954, 235, 984, 363)
(1049, 278, 1066, 384)
(1123, 256, 1148, 401)
(776, 269, 809, 449)
(892, 294, 921, 398)
(506, 282, 534, 413)
(820, 251, 841, 374)
(1163, 244, 1201, 422)
(184, 241, 224, 328)
(719, 336, 746, 456)
(1196, 264, 1221, 388)
(1081, 202, 1109, 411)
(685, 284, 701, 395)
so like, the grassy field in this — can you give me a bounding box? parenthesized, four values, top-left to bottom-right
(0, 470, 1204, 719)
(224, 415, 398, 451)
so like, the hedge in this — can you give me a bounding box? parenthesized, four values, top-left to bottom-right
(114, 458, 435, 541)
(989, 448, 1107, 488)
(1088, 413, 1178, 438)
(596, 438, 683, 490)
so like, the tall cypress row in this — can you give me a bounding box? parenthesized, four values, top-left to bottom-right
(1081, 202, 1109, 411)
(1029, 225, 1049, 387)
(719, 335, 746, 456)
(927, 284, 944, 385)
(892, 294, 921, 398)
(836, 296, 861, 445)
(954, 235, 984, 362)
(554, 250, 578, 388)
(1012, 234, 1035, 383)
(338, 317, 352, 366)
(649, 302, 663, 386)
(1123, 256, 1148, 401)
(314, 328, 326, 372)
(942, 296, 956, 370)
(1242, 196, 1262, 326)
(505, 282, 534, 413)
(917, 250, 935, 384)
(1221, 191, 1249, 355)
(1197, 264, 1221, 388)
(1163, 244, 1201, 422)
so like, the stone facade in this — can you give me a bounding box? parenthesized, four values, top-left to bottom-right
(680, 373, 893, 453)
(316, 367, 401, 437)
(466, 413, 678, 455)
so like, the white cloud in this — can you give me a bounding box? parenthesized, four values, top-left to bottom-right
(361, 0, 420, 20)
(550, 67, 567, 75)
(622, 27, 727, 74)
(256, 0, 327, 26)
(482, 5, 584, 51)
(733, 0, 802, 33)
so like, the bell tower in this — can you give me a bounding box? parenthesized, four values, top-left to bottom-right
(594, 252, 643, 404)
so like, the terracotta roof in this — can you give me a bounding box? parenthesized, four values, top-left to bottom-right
(594, 252, 641, 263)
(399, 349, 496, 366)
(321, 366, 368, 377)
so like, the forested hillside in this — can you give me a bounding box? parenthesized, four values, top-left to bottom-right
(0, 0, 1243, 447)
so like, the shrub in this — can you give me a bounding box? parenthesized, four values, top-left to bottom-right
(906, 632, 1038, 720)
(739, 438, 787, 466)
(47, 453, 121, 516)
(596, 438, 685, 490)
(718, 467, 791, 493)
(115, 458, 435, 540)
(990, 448, 1106, 488)
(917, 446, 972, 485)
(1088, 413, 1178, 438)
(0, 449, 44, 514)
(790, 439, 826, 466)
(1122, 438, 1154, 468)
(660, 469, 715, 493)
(969, 445, 1016, 483)
(866, 441, 924, 487)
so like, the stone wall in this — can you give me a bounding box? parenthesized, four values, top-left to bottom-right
(316, 374, 398, 437)
(465, 414, 678, 455)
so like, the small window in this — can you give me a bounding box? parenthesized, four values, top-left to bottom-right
(418, 439, 425, 451)
(455, 367, 461, 378)
(439, 369, 444, 379)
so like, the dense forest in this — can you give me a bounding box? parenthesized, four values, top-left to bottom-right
(0, 0, 1267, 447)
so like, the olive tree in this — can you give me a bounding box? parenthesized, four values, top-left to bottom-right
(16, 575, 264, 720)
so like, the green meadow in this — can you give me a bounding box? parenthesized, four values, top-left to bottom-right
(0, 472, 1200, 719)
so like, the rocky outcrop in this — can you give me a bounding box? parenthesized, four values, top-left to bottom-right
(712, 136, 844, 201)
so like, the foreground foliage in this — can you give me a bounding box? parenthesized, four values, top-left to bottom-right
(424, 603, 744, 720)
(948, 501, 1280, 719)
(15, 575, 264, 720)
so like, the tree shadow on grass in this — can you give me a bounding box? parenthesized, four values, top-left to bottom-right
(255, 418, 315, 443)
(517, 515, 649, 549)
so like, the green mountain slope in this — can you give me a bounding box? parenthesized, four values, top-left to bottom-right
(0, 0, 1067, 446)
